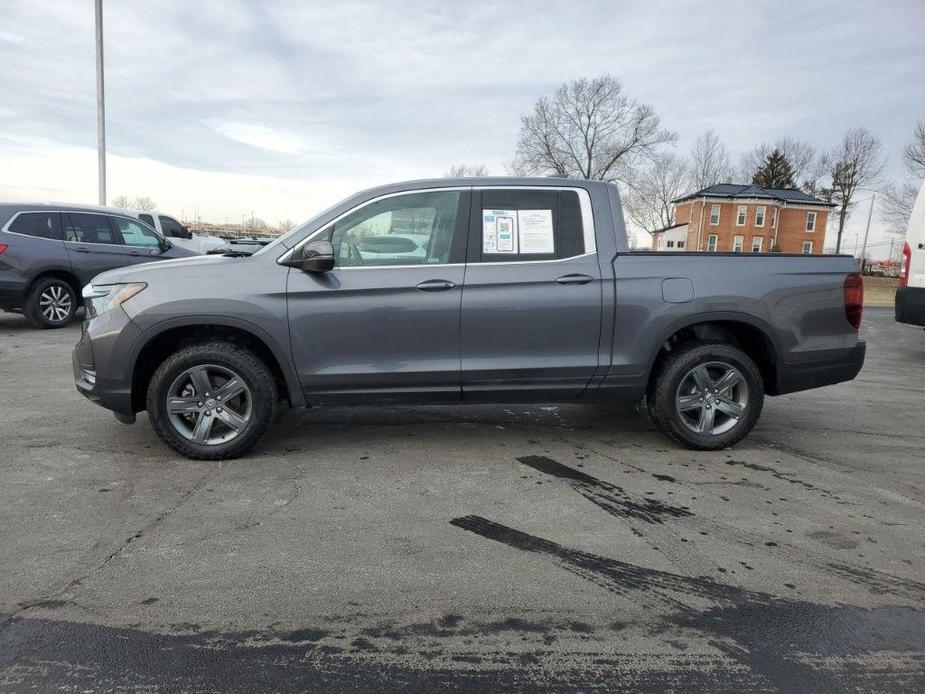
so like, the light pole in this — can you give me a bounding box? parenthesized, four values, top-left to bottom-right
(95, 0, 106, 205)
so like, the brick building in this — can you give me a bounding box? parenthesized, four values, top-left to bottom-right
(652, 184, 833, 254)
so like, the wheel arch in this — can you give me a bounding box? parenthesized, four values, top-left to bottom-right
(27, 269, 83, 306)
(644, 312, 783, 397)
(128, 316, 305, 413)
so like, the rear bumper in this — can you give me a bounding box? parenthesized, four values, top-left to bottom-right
(776, 341, 866, 395)
(895, 285, 925, 327)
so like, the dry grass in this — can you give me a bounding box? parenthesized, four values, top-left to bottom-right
(863, 276, 898, 307)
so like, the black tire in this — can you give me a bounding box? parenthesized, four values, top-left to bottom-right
(650, 340, 764, 451)
(24, 277, 76, 329)
(146, 341, 278, 460)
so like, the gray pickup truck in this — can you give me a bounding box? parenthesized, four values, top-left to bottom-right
(73, 178, 866, 459)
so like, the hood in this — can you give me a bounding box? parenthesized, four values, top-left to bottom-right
(90, 253, 236, 286)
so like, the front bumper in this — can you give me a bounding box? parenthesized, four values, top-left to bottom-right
(895, 285, 925, 327)
(72, 309, 141, 420)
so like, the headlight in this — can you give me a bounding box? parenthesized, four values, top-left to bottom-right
(82, 282, 147, 318)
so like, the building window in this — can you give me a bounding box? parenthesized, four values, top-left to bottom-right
(733, 235, 744, 252)
(802, 241, 813, 254)
(677, 240, 685, 249)
(806, 211, 816, 232)
(736, 205, 747, 226)
(707, 235, 718, 252)
(772, 208, 778, 228)
(666, 240, 675, 248)
(710, 204, 721, 226)
(755, 206, 766, 227)
(751, 236, 763, 252)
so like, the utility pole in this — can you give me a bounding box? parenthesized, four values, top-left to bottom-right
(95, 0, 106, 205)
(858, 193, 875, 272)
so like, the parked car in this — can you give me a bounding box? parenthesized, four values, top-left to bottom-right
(206, 237, 275, 257)
(73, 178, 866, 459)
(122, 209, 226, 254)
(0, 203, 197, 328)
(896, 179, 925, 329)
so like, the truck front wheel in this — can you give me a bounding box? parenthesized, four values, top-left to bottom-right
(146, 341, 278, 460)
(650, 341, 764, 450)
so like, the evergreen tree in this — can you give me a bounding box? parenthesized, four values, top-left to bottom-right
(752, 149, 796, 189)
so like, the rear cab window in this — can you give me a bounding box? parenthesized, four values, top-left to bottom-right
(6, 212, 63, 240)
(138, 213, 155, 228)
(474, 189, 586, 263)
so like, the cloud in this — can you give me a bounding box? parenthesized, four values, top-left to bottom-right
(0, 0, 923, 257)
(207, 120, 309, 154)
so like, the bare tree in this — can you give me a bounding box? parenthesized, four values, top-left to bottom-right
(688, 129, 732, 191)
(444, 163, 489, 177)
(739, 137, 817, 189)
(510, 75, 676, 183)
(879, 181, 918, 235)
(132, 196, 157, 211)
(823, 128, 886, 253)
(623, 150, 689, 246)
(903, 120, 925, 176)
(111, 194, 132, 209)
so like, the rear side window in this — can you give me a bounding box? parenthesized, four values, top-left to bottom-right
(64, 213, 123, 245)
(138, 213, 155, 228)
(7, 212, 63, 240)
(479, 189, 584, 262)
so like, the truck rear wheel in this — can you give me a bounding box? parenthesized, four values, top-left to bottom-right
(650, 340, 764, 450)
(146, 341, 277, 460)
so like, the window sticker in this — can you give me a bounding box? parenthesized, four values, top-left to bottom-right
(518, 209, 554, 253)
(482, 209, 519, 253)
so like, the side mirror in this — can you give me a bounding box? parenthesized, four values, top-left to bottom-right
(287, 240, 335, 272)
(181, 226, 193, 240)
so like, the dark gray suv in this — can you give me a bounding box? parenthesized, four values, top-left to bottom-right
(0, 203, 196, 328)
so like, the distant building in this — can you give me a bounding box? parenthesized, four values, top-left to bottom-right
(652, 184, 833, 254)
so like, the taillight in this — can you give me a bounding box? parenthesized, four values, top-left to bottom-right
(844, 272, 863, 330)
(0, 244, 7, 254)
(899, 241, 912, 287)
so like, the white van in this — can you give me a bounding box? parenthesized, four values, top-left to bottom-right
(124, 210, 225, 254)
(896, 180, 925, 328)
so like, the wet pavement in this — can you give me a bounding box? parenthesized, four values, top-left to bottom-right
(1, 307, 923, 692)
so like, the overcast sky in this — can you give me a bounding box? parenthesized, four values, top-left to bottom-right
(1, 0, 923, 254)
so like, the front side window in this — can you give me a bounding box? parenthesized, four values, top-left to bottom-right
(64, 213, 122, 245)
(806, 211, 816, 232)
(158, 215, 188, 238)
(736, 205, 747, 226)
(8, 212, 63, 240)
(751, 236, 763, 252)
(112, 217, 162, 248)
(755, 206, 766, 227)
(732, 235, 744, 252)
(709, 204, 721, 225)
(327, 191, 461, 267)
(707, 235, 718, 252)
(803, 241, 813, 254)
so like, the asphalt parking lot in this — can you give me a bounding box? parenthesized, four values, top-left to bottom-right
(0, 306, 923, 692)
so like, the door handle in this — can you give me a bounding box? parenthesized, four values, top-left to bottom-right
(416, 279, 456, 292)
(555, 274, 594, 285)
(72, 246, 91, 253)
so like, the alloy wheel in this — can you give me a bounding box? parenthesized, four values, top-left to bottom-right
(166, 364, 252, 445)
(39, 284, 72, 322)
(675, 361, 749, 436)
